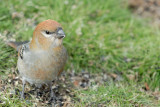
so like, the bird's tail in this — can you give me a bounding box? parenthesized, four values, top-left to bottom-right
(6, 41, 29, 51)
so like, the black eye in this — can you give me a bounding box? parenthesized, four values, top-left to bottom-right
(45, 31, 50, 34)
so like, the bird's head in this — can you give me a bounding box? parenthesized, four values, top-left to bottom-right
(30, 19, 65, 50)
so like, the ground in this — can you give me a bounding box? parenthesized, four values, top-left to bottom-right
(129, 0, 160, 26)
(0, 0, 160, 106)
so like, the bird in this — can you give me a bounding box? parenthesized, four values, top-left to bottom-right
(7, 19, 68, 103)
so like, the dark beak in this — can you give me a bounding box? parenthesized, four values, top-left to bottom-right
(57, 28, 65, 39)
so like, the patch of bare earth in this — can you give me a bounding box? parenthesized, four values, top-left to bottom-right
(129, 0, 160, 26)
(0, 67, 122, 106)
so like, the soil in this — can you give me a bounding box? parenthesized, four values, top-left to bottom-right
(0, 67, 120, 106)
(129, 0, 160, 26)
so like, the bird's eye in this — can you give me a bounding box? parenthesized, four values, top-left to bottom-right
(45, 31, 50, 34)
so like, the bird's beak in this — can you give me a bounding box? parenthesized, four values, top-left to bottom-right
(57, 28, 65, 39)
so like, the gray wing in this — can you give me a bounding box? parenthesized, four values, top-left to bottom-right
(19, 43, 30, 60)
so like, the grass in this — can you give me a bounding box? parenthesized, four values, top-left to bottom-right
(75, 82, 159, 106)
(1, 82, 159, 107)
(0, 0, 160, 106)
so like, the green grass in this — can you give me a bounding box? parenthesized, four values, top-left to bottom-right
(75, 82, 159, 106)
(0, 0, 160, 106)
(1, 82, 159, 107)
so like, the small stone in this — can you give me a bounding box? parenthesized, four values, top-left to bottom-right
(14, 81, 18, 86)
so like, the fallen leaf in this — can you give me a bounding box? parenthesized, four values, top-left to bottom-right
(144, 82, 150, 91)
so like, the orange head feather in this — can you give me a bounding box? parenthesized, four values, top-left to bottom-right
(30, 19, 65, 51)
